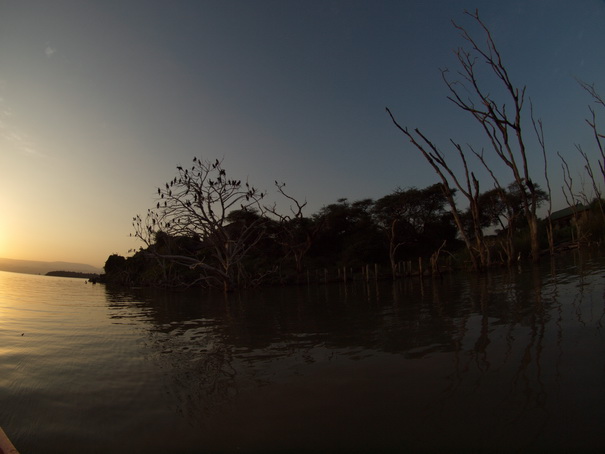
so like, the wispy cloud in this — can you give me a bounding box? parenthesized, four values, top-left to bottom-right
(44, 43, 56, 58)
(0, 100, 45, 158)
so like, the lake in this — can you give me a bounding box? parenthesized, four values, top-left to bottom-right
(1, 250, 605, 453)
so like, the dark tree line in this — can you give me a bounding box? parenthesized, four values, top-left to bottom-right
(103, 9, 605, 290)
(103, 158, 551, 290)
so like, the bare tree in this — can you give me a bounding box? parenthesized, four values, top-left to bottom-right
(132, 157, 268, 292)
(576, 80, 605, 236)
(558, 152, 588, 244)
(577, 80, 605, 146)
(470, 148, 519, 263)
(388, 10, 546, 265)
(265, 181, 320, 279)
(442, 9, 544, 262)
(532, 103, 555, 255)
(385, 109, 489, 270)
(578, 146, 605, 222)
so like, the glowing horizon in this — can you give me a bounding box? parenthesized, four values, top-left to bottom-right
(2, 1, 605, 268)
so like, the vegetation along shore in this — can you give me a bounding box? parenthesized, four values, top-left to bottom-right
(102, 11, 605, 292)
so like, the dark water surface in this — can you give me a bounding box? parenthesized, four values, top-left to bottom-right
(1, 251, 605, 453)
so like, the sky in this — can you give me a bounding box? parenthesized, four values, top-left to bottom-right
(1, 0, 605, 268)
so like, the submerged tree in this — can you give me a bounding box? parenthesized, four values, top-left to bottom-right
(576, 81, 605, 236)
(444, 10, 545, 262)
(132, 157, 268, 291)
(559, 152, 590, 244)
(386, 110, 489, 270)
(473, 182, 547, 263)
(388, 9, 546, 265)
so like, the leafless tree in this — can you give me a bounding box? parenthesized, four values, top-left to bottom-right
(388, 10, 547, 265)
(578, 145, 605, 218)
(442, 9, 544, 262)
(386, 109, 489, 270)
(558, 152, 588, 244)
(265, 181, 320, 279)
(576, 80, 605, 236)
(531, 103, 554, 255)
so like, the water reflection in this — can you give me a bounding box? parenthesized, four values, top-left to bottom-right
(99, 250, 605, 451)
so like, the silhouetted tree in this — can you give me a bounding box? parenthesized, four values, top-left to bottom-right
(373, 184, 455, 278)
(132, 157, 268, 292)
(104, 254, 126, 275)
(386, 109, 489, 269)
(388, 9, 546, 265)
(444, 10, 544, 262)
(576, 81, 605, 237)
(311, 198, 384, 268)
(472, 182, 547, 263)
(265, 182, 321, 279)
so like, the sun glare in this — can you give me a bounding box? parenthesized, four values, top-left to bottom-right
(0, 224, 6, 258)
(0, 218, 17, 260)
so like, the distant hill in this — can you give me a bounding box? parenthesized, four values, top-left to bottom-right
(0, 257, 103, 276)
(45, 271, 100, 279)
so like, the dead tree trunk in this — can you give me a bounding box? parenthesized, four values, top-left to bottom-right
(443, 10, 544, 262)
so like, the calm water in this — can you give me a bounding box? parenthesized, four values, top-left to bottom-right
(1, 252, 605, 453)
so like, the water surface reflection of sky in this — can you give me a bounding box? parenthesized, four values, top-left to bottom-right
(1, 251, 605, 452)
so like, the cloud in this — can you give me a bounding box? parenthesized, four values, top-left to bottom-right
(0, 126, 43, 157)
(45, 44, 56, 58)
(0, 103, 45, 158)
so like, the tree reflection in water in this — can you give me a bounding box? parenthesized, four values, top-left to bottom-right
(104, 288, 239, 425)
(103, 249, 605, 451)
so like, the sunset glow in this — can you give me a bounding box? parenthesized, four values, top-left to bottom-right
(0, 225, 6, 259)
(2, 1, 605, 268)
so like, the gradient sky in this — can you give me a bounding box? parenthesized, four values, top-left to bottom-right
(1, 0, 605, 268)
